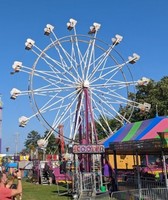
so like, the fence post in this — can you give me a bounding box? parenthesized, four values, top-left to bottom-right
(113, 149, 118, 190)
(135, 150, 142, 199)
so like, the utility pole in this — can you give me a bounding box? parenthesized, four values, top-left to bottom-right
(15, 132, 20, 156)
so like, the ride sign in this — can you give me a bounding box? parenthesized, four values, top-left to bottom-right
(72, 144, 105, 154)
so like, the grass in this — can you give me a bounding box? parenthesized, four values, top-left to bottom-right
(21, 180, 71, 200)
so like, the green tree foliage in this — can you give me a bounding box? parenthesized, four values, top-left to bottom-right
(130, 76, 168, 122)
(43, 131, 59, 154)
(24, 130, 41, 152)
(127, 80, 156, 122)
(19, 148, 30, 155)
(96, 116, 121, 140)
(24, 130, 59, 154)
(153, 76, 168, 116)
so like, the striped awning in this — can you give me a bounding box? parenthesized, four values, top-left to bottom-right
(103, 116, 168, 149)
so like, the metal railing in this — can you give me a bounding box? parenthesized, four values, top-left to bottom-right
(119, 175, 166, 190)
(111, 188, 168, 200)
(80, 173, 94, 191)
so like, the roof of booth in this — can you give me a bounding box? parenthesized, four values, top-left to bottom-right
(103, 116, 168, 152)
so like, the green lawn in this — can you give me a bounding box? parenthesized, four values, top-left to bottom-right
(22, 180, 71, 200)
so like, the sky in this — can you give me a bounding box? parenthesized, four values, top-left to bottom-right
(0, 0, 168, 154)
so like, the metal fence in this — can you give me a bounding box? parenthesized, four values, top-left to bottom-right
(111, 188, 168, 200)
(80, 173, 94, 191)
(118, 175, 166, 190)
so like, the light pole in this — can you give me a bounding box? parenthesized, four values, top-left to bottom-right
(157, 132, 168, 189)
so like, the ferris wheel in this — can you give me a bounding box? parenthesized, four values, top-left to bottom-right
(10, 18, 151, 147)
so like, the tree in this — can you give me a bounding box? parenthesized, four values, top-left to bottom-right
(126, 79, 156, 122)
(130, 76, 168, 122)
(96, 116, 121, 140)
(43, 131, 59, 154)
(24, 130, 41, 152)
(153, 76, 168, 116)
(19, 148, 29, 156)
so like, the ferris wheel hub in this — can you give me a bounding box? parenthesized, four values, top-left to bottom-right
(76, 80, 90, 90)
(83, 80, 90, 88)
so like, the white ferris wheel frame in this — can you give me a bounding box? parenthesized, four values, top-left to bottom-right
(10, 19, 151, 147)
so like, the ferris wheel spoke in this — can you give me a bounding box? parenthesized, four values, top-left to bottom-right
(38, 90, 66, 113)
(31, 89, 76, 119)
(49, 37, 82, 82)
(90, 62, 125, 85)
(38, 88, 79, 115)
(91, 97, 117, 133)
(88, 44, 116, 81)
(79, 38, 94, 80)
(69, 35, 95, 82)
(42, 55, 79, 84)
(60, 108, 76, 128)
(49, 25, 81, 75)
(96, 108, 113, 133)
(32, 54, 74, 85)
(32, 69, 62, 82)
(51, 103, 72, 128)
(45, 89, 82, 132)
(72, 93, 84, 140)
(76, 36, 100, 82)
(51, 25, 85, 83)
(12, 61, 63, 82)
(32, 72, 68, 87)
(96, 57, 108, 79)
(17, 68, 33, 75)
(84, 37, 97, 80)
(91, 83, 131, 100)
(91, 80, 136, 89)
(105, 67, 130, 86)
(94, 99, 128, 125)
(69, 36, 86, 81)
(72, 33, 84, 73)
(92, 87, 135, 114)
(49, 108, 77, 142)
(107, 89, 135, 105)
(32, 67, 71, 82)
(94, 112, 110, 136)
(87, 52, 109, 81)
(32, 84, 75, 96)
(31, 45, 79, 84)
(91, 86, 128, 103)
(97, 62, 126, 72)
(70, 37, 83, 81)
(91, 90, 130, 123)
(92, 95, 118, 124)
(33, 90, 81, 142)
(31, 47, 61, 68)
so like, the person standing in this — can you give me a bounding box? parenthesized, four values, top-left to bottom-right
(44, 162, 53, 185)
(103, 160, 113, 182)
(0, 169, 22, 200)
(107, 176, 117, 198)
